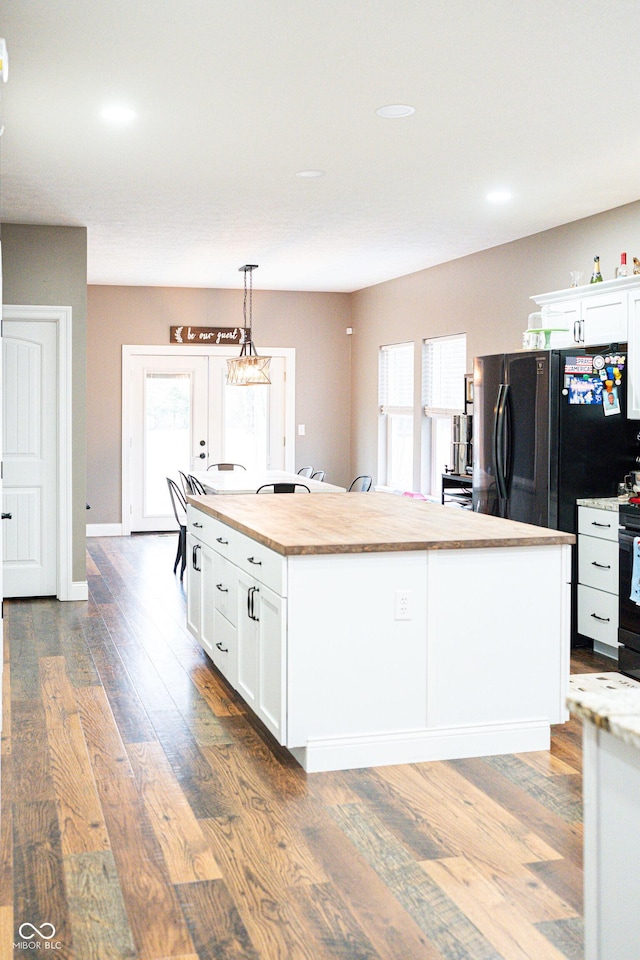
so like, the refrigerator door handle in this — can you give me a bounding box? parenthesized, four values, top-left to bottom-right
(494, 383, 509, 501)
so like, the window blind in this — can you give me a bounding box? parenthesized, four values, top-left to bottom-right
(422, 334, 466, 415)
(379, 342, 414, 411)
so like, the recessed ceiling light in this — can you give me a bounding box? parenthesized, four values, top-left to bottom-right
(486, 190, 512, 203)
(295, 169, 325, 178)
(101, 103, 137, 125)
(376, 104, 415, 119)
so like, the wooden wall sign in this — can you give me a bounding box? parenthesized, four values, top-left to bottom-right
(170, 326, 247, 345)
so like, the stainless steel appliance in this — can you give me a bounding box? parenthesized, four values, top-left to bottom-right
(618, 502, 640, 678)
(450, 414, 472, 476)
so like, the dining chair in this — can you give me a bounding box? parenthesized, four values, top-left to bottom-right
(296, 466, 314, 477)
(311, 470, 325, 482)
(167, 478, 188, 580)
(187, 474, 207, 495)
(256, 483, 311, 494)
(207, 463, 246, 471)
(348, 475, 372, 492)
(178, 470, 191, 496)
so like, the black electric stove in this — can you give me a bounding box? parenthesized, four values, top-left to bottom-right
(618, 501, 640, 678)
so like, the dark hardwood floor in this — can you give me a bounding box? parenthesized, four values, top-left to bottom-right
(1, 532, 614, 959)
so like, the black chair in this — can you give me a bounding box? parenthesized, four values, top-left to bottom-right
(311, 470, 325, 482)
(178, 470, 191, 496)
(167, 478, 188, 579)
(348, 475, 372, 492)
(297, 466, 313, 477)
(187, 474, 207, 495)
(207, 462, 246, 471)
(256, 483, 311, 494)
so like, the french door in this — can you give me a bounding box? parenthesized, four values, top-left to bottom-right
(124, 347, 292, 533)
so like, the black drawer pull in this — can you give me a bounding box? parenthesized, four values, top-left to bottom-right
(248, 556, 262, 565)
(216, 537, 229, 545)
(591, 521, 611, 528)
(1, 512, 11, 520)
(590, 613, 611, 622)
(216, 583, 228, 592)
(193, 521, 203, 528)
(215, 642, 229, 653)
(591, 561, 611, 569)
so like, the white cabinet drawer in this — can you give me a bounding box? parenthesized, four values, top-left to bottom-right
(578, 584, 618, 646)
(212, 554, 237, 625)
(578, 507, 619, 542)
(187, 507, 239, 559)
(579, 535, 619, 593)
(211, 609, 237, 687)
(234, 531, 287, 596)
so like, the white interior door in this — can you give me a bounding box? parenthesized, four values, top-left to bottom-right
(129, 354, 209, 532)
(2, 319, 58, 597)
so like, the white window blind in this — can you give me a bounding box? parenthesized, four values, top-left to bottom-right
(422, 334, 466, 415)
(379, 342, 414, 412)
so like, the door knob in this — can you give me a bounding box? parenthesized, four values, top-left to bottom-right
(198, 452, 206, 459)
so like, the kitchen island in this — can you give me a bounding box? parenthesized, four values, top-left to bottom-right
(186, 493, 574, 771)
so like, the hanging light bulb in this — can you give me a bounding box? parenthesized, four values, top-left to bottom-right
(226, 264, 271, 385)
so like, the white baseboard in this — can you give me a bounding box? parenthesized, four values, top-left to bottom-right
(87, 523, 124, 537)
(57, 580, 89, 601)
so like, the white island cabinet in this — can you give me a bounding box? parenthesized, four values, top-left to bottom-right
(186, 493, 574, 772)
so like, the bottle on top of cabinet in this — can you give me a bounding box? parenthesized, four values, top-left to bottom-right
(590, 256, 603, 283)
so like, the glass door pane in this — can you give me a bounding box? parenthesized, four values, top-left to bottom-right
(144, 373, 191, 514)
(223, 383, 269, 471)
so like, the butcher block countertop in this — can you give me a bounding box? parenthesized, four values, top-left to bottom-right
(187, 492, 575, 556)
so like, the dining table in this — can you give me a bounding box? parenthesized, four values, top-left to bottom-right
(190, 469, 346, 494)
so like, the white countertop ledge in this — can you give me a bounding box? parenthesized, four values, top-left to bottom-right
(567, 672, 640, 750)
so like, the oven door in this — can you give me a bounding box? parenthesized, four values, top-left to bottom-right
(619, 527, 640, 663)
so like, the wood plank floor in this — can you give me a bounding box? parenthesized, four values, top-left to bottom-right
(1, 532, 614, 960)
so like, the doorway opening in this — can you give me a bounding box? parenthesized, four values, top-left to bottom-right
(122, 345, 295, 534)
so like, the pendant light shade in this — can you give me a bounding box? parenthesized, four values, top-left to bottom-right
(226, 264, 271, 385)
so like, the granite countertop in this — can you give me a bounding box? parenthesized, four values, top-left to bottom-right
(568, 672, 640, 750)
(576, 497, 621, 512)
(187, 492, 575, 556)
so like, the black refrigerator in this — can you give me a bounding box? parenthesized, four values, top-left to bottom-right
(472, 347, 638, 534)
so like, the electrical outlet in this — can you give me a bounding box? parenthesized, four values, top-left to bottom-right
(394, 589, 412, 621)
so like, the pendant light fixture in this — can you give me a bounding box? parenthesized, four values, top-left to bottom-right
(226, 263, 271, 385)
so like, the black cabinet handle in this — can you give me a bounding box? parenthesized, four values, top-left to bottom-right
(248, 556, 262, 566)
(216, 537, 228, 545)
(1, 512, 11, 520)
(193, 521, 203, 528)
(215, 642, 228, 653)
(590, 613, 611, 622)
(192, 544, 201, 572)
(248, 585, 260, 621)
(591, 521, 611, 528)
(216, 583, 228, 592)
(591, 561, 611, 569)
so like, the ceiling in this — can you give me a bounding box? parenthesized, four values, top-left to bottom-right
(1, 0, 639, 293)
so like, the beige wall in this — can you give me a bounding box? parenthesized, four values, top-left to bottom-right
(87, 285, 352, 523)
(1, 222, 87, 583)
(351, 199, 640, 488)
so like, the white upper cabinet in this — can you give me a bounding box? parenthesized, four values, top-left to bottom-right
(532, 276, 640, 418)
(627, 286, 640, 419)
(532, 277, 637, 349)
